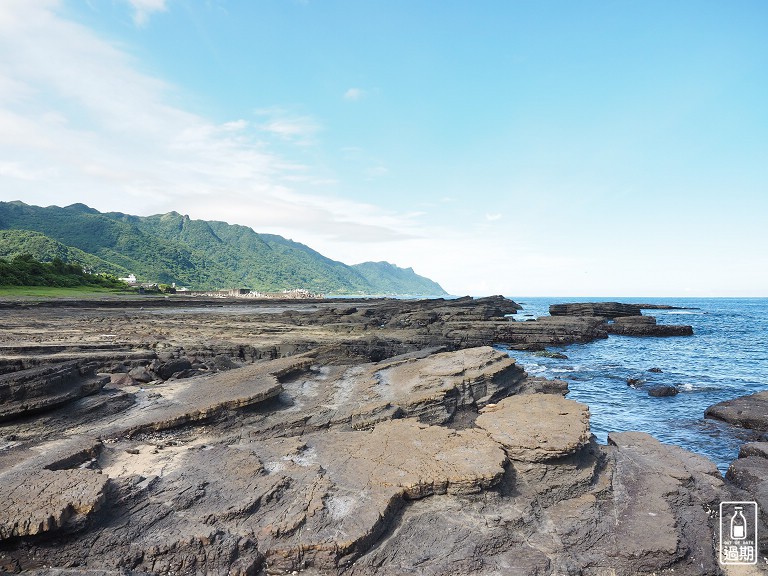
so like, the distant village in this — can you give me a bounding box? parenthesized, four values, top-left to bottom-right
(118, 274, 323, 299)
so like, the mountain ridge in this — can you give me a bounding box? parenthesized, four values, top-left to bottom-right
(0, 201, 447, 296)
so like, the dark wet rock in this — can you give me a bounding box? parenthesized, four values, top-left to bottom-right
(627, 377, 645, 387)
(705, 390, 768, 431)
(636, 304, 700, 310)
(212, 354, 242, 371)
(156, 358, 193, 380)
(533, 350, 569, 359)
(648, 385, 679, 397)
(606, 315, 694, 337)
(648, 367, 663, 373)
(546, 302, 693, 337)
(549, 301, 642, 318)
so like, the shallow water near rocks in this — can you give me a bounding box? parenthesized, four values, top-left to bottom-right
(498, 297, 768, 474)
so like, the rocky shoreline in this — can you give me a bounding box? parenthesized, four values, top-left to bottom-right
(0, 296, 765, 575)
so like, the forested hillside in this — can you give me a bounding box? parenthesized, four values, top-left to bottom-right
(0, 201, 448, 295)
(0, 254, 126, 289)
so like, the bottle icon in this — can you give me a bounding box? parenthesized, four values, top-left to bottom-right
(731, 506, 747, 540)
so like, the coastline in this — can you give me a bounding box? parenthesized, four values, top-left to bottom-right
(0, 295, 765, 574)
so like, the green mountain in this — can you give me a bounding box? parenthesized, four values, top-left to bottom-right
(352, 261, 447, 296)
(0, 201, 448, 296)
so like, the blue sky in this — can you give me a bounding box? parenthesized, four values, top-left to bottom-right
(1, 0, 766, 296)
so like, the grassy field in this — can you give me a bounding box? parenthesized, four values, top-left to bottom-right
(0, 286, 136, 298)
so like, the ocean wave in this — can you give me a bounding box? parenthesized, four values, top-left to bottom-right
(551, 366, 578, 373)
(521, 363, 547, 375)
(663, 310, 702, 315)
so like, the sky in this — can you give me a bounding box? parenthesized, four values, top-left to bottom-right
(1, 0, 767, 297)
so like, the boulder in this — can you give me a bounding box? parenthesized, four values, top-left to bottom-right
(212, 354, 242, 371)
(156, 358, 193, 380)
(648, 385, 679, 397)
(739, 441, 768, 460)
(110, 373, 136, 387)
(127, 366, 153, 383)
(705, 390, 768, 431)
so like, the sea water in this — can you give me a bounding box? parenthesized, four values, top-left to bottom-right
(496, 297, 768, 474)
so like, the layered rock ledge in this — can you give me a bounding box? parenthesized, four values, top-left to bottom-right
(549, 301, 694, 337)
(0, 296, 741, 576)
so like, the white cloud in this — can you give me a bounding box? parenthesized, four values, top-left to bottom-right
(366, 165, 389, 178)
(126, 0, 168, 27)
(343, 87, 364, 101)
(255, 107, 321, 144)
(0, 1, 421, 250)
(0, 161, 39, 181)
(485, 213, 502, 221)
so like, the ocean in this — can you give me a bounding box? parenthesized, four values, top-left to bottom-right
(497, 297, 768, 474)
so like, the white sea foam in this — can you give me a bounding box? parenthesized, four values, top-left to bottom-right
(665, 310, 700, 315)
(523, 363, 547, 375)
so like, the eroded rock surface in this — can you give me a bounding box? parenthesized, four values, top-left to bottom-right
(0, 361, 108, 421)
(0, 468, 109, 539)
(476, 394, 591, 462)
(0, 297, 744, 575)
